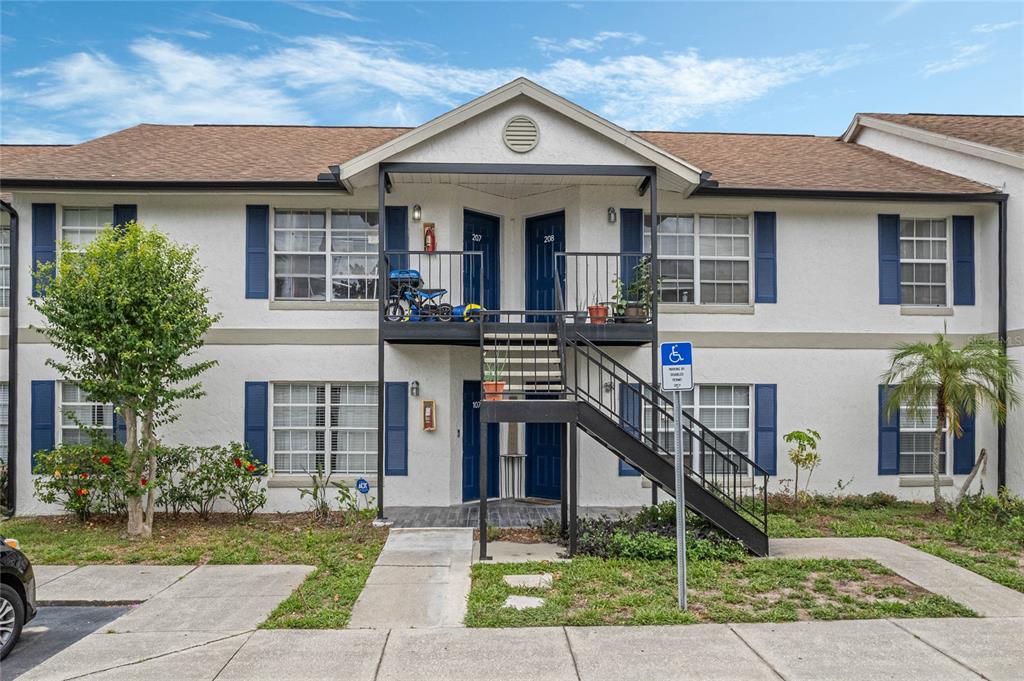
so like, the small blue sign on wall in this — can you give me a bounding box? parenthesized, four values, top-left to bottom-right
(355, 478, 370, 495)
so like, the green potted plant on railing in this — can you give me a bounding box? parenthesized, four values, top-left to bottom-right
(483, 357, 507, 400)
(611, 257, 654, 323)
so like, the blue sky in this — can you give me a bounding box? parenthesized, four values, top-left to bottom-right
(1, 1, 1022, 144)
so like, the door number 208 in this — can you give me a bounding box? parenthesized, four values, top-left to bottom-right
(543, 234, 555, 243)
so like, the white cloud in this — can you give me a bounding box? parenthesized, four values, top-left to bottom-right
(922, 43, 989, 77)
(4, 35, 864, 140)
(533, 31, 645, 54)
(206, 12, 263, 33)
(288, 2, 362, 21)
(881, 0, 922, 23)
(971, 20, 1022, 34)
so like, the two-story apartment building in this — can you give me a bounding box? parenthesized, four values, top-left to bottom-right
(1, 80, 1019, 547)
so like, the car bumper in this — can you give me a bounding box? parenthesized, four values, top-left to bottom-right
(23, 572, 37, 623)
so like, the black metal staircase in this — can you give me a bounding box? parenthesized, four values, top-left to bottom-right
(477, 310, 770, 556)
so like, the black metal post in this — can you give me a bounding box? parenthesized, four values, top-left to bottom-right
(376, 167, 386, 520)
(569, 421, 579, 556)
(560, 422, 568, 534)
(479, 407, 490, 561)
(649, 171, 660, 507)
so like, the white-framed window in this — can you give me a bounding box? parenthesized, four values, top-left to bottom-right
(61, 207, 114, 252)
(59, 383, 113, 445)
(900, 397, 947, 475)
(272, 209, 379, 301)
(0, 382, 8, 464)
(644, 213, 751, 304)
(900, 217, 949, 306)
(644, 384, 752, 473)
(271, 382, 378, 475)
(0, 213, 10, 309)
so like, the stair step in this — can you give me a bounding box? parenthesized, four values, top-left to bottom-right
(483, 333, 558, 340)
(497, 371, 562, 378)
(489, 357, 560, 364)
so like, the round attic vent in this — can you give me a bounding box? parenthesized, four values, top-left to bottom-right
(503, 115, 539, 153)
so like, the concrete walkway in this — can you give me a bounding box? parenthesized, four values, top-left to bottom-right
(348, 528, 473, 629)
(770, 537, 1024, 618)
(17, 618, 1023, 680)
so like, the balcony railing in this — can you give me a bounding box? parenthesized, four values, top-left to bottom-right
(556, 252, 652, 323)
(383, 250, 483, 322)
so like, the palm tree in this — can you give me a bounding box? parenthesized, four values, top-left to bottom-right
(882, 333, 1019, 509)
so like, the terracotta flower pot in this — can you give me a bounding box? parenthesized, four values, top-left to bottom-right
(483, 380, 506, 400)
(588, 305, 609, 325)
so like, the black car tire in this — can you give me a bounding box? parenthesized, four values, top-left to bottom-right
(0, 583, 25, 660)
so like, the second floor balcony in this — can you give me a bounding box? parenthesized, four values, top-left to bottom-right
(381, 250, 655, 345)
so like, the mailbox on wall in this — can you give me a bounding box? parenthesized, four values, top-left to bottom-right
(422, 400, 437, 431)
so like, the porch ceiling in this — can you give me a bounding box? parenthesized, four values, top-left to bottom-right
(388, 171, 643, 199)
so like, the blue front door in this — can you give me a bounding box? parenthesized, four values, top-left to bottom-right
(526, 417, 561, 500)
(463, 210, 501, 310)
(463, 381, 500, 501)
(525, 211, 565, 318)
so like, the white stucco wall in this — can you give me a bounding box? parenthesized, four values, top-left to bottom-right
(854, 126, 1023, 494)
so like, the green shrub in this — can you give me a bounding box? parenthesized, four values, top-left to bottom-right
(950, 490, 1024, 545)
(223, 444, 268, 520)
(32, 439, 134, 520)
(155, 446, 197, 517)
(609, 530, 676, 560)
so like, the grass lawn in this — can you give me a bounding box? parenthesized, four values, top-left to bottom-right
(466, 556, 975, 627)
(0, 513, 387, 628)
(767, 500, 1024, 593)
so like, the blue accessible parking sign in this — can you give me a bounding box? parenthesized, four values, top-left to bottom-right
(660, 342, 694, 391)
(355, 478, 370, 495)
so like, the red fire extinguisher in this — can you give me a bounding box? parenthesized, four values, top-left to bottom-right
(424, 223, 436, 252)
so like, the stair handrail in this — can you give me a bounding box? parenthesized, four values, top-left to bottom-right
(565, 331, 769, 531)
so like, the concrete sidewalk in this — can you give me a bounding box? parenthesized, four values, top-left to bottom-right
(17, 617, 1023, 680)
(770, 537, 1024, 618)
(348, 528, 473, 629)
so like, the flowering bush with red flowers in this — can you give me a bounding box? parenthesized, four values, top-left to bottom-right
(33, 439, 133, 520)
(223, 445, 268, 520)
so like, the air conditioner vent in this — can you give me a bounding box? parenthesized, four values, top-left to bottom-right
(503, 116, 539, 153)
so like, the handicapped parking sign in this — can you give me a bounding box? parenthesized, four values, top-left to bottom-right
(355, 478, 370, 495)
(660, 342, 694, 392)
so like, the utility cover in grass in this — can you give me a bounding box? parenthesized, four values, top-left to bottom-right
(503, 573, 553, 589)
(503, 595, 546, 610)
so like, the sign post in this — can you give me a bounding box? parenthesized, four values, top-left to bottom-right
(660, 342, 693, 610)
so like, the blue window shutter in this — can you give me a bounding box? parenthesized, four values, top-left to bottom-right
(953, 411, 976, 475)
(754, 384, 777, 475)
(618, 382, 642, 476)
(112, 204, 137, 230)
(385, 206, 409, 271)
(31, 204, 57, 297)
(878, 384, 900, 475)
(385, 382, 408, 475)
(952, 216, 975, 306)
(619, 208, 643, 291)
(244, 382, 269, 466)
(31, 380, 56, 469)
(245, 205, 270, 299)
(878, 214, 901, 305)
(113, 410, 127, 444)
(754, 212, 777, 303)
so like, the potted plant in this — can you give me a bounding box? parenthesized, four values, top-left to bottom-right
(623, 256, 654, 323)
(483, 357, 506, 400)
(587, 295, 609, 325)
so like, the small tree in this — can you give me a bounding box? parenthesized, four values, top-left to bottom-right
(783, 428, 821, 502)
(31, 222, 220, 537)
(882, 333, 1019, 510)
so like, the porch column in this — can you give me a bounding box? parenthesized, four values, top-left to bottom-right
(479, 408, 490, 560)
(377, 166, 386, 519)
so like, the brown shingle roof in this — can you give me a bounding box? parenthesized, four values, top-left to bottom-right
(0, 122, 996, 194)
(636, 131, 994, 194)
(862, 114, 1024, 154)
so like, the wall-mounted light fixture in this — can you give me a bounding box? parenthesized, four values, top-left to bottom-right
(607, 207, 617, 224)
(410, 380, 420, 397)
(603, 381, 615, 393)
(412, 204, 422, 222)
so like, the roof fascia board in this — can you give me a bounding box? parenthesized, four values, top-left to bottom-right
(845, 115, 1024, 170)
(336, 78, 703, 186)
(0, 180, 347, 193)
(693, 185, 1007, 203)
